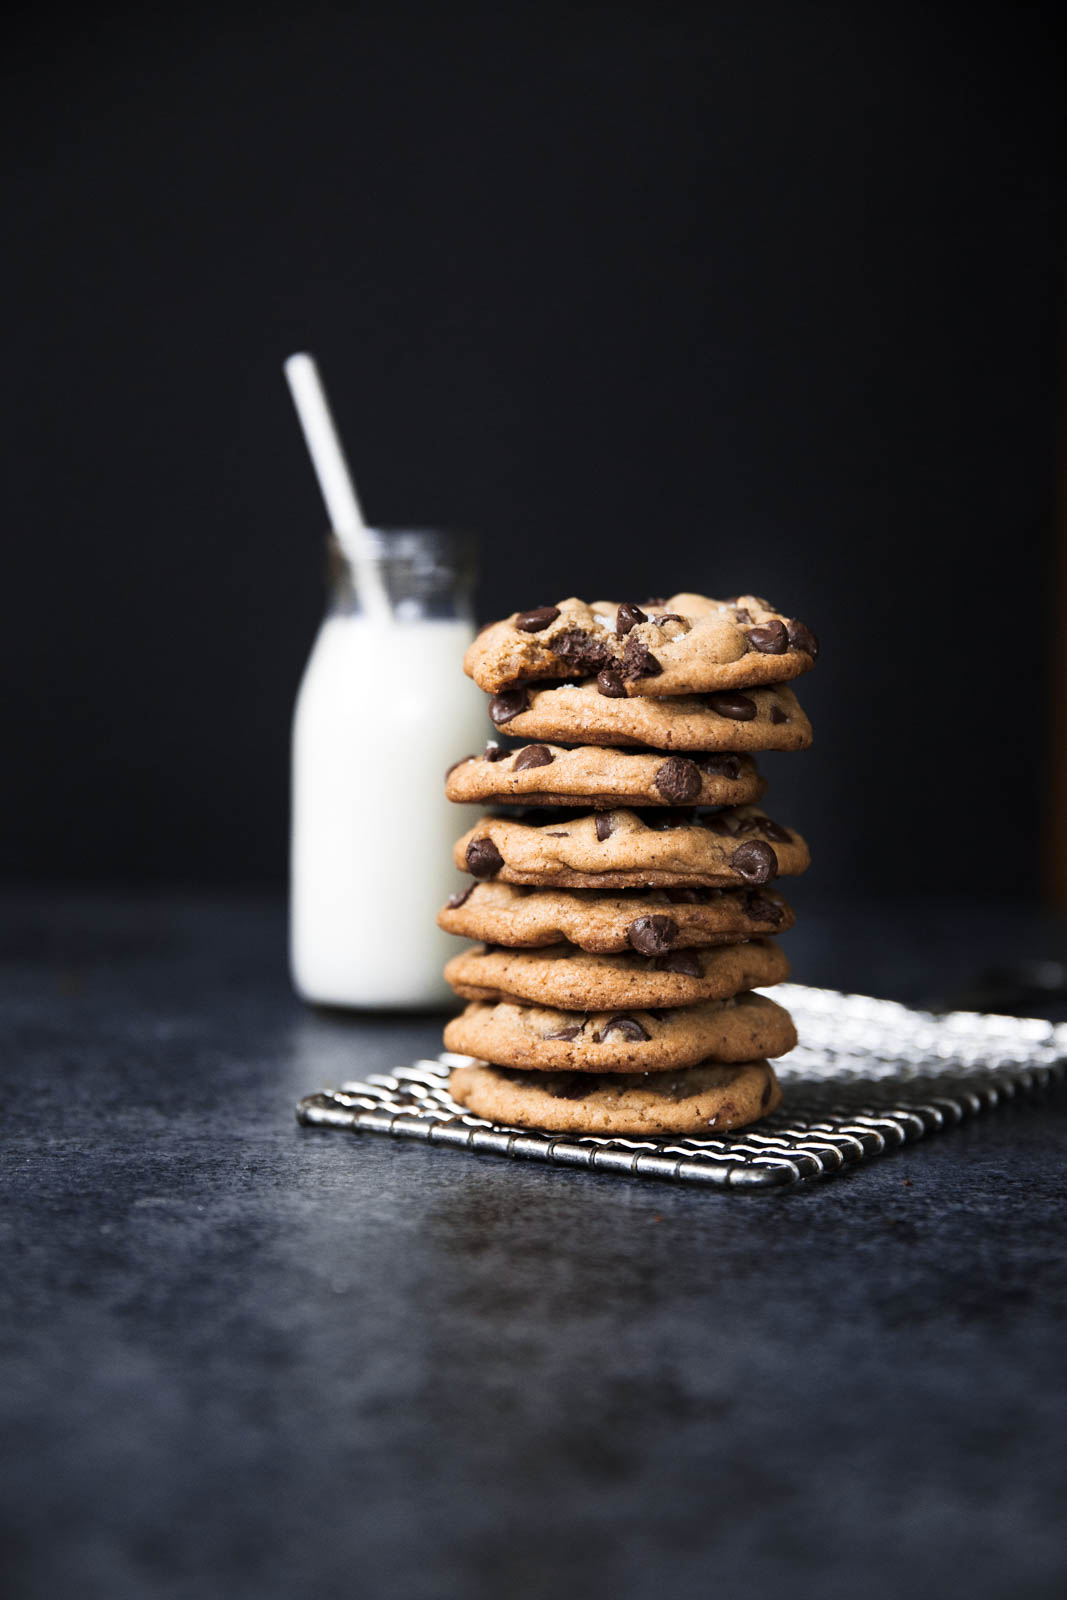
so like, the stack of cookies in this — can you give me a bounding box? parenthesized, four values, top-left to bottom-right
(438, 594, 817, 1138)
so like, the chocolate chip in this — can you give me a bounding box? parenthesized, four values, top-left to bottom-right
(616, 602, 647, 636)
(756, 817, 792, 844)
(598, 1015, 651, 1042)
(513, 744, 555, 771)
(731, 840, 777, 883)
(554, 628, 612, 676)
(543, 830, 570, 837)
(466, 837, 504, 878)
(705, 814, 736, 835)
(769, 704, 788, 724)
(544, 1024, 583, 1041)
(446, 885, 474, 908)
(627, 914, 677, 955)
(646, 808, 689, 830)
(489, 689, 528, 724)
(654, 950, 702, 976)
(641, 597, 667, 608)
(733, 816, 761, 834)
(732, 607, 752, 624)
(620, 635, 661, 680)
(595, 814, 616, 842)
(653, 757, 701, 805)
(664, 887, 710, 903)
(708, 691, 757, 720)
(549, 1072, 599, 1099)
(698, 753, 742, 780)
(515, 606, 560, 632)
(746, 619, 789, 654)
(446, 755, 476, 777)
(745, 891, 783, 925)
(483, 742, 509, 761)
(786, 619, 819, 658)
(654, 613, 687, 628)
(597, 667, 627, 697)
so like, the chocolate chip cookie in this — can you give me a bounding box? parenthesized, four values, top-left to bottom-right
(442, 991, 797, 1073)
(437, 880, 795, 952)
(465, 594, 818, 697)
(444, 936, 788, 1010)
(446, 743, 765, 808)
(449, 1057, 783, 1135)
(454, 805, 809, 889)
(488, 681, 811, 751)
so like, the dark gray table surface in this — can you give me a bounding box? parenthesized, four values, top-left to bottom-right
(2, 890, 1066, 1600)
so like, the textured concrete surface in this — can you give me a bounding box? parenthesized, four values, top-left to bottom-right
(2, 892, 1066, 1600)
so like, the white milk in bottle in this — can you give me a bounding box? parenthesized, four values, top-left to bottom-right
(290, 530, 488, 1008)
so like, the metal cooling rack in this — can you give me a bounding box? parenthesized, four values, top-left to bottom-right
(295, 983, 1067, 1190)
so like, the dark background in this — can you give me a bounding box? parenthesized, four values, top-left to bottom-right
(2, 0, 1063, 896)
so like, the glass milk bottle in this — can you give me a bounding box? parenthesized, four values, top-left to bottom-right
(290, 529, 487, 1008)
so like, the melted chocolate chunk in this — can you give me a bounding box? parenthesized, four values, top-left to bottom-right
(598, 1015, 651, 1042)
(654, 613, 687, 628)
(515, 605, 560, 632)
(446, 885, 474, 909)
(731, 839, 777, 883)
(543, 830, 570, 837)
(786, 618, 819, 658)
(597, 667, 627, 697)
(483, 742, 509, 762)
(732, 816, 761, 834)
(595, 814, 616, 842)
(746, 619, 789, 654)
(732, 607, 752, 625)
(708, 691, 757, 720)
(512, 744, 555, 771)
(489, 689, 528, 725)
(620, 635, 661, 680)
(446, 755, 476, 777)
(698, 753, 742, 780)
(554, 628, 612, 676)
(757, 817, 792, 844)
(627, 914, 677, 955)
(653, 756, 702, 804)
(769, 704, 788, 724)
(745, 891, 783, 925)
(549, 1072, 599, 1099)
(654, 949, 702, 977)
(616, 602, 647, 636)
(544, 1024, 583, 1041)
(466, 837, 505, 878)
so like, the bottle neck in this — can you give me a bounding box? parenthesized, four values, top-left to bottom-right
(325, 529, 476, 623)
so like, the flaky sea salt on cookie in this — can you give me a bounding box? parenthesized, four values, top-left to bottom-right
(464, 594, 818, 697)
(444, 935, 788, 1010)
(454, 804, 810, 890)
(438, 880, 795, 953)
(449, 1057, 783, 1136)
(446, 743, 765, 808)
(443, 991, 797, 1073)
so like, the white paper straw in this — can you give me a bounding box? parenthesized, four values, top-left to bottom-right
(283, 352, 391, 620)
